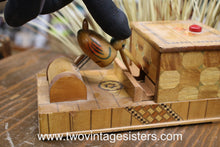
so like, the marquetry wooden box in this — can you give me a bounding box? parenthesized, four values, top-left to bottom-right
(37, 21, 220, 136)
(130, 20, 220, 103)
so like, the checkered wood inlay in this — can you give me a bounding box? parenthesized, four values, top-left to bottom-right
(125, 104, 182, 124)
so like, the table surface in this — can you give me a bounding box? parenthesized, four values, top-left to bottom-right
(0, 49, 219, 147)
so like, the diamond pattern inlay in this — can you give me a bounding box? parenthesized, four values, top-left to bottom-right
(148, 108, 154, 114)
(125, 104, 182, 125)
(139, 109, 146, 115)
(156, 106, 162, 113)
(156, 115, 162, 121)
(163, 113, 170, 120)
(147, 116, 154, 122)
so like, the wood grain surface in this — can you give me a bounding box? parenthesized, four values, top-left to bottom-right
(0, 49, 219, 147)
(131, 20, 220, 103)
(131, 21, 220, 53)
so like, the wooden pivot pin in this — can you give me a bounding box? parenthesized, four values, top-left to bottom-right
(46, 56, 87, 103)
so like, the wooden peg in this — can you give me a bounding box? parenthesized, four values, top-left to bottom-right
(119, 49, 131, 73)
(122, 49, 142, 69)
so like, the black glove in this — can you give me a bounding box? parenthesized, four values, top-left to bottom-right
(3, 0, 73, 27)
(3, 0, 131, 40)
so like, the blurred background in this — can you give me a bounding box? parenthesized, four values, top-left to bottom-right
(0, 0, 219, 59)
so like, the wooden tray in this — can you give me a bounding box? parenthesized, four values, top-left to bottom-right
(37, 59, 220, 135)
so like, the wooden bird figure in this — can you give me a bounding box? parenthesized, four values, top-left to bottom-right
(77, 19, 141, 71)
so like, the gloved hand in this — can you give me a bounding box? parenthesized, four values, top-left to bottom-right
(2, 0, 131, 40)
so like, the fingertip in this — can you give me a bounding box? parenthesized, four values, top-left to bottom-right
(4, 15, 23, 27)
(83, 0, 131, 40)
(107, 10, 131, 40)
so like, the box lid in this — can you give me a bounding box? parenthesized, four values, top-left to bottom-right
(131, 21, 220, 53)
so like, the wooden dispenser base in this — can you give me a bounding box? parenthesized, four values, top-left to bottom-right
(37, 59, 220, 135)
